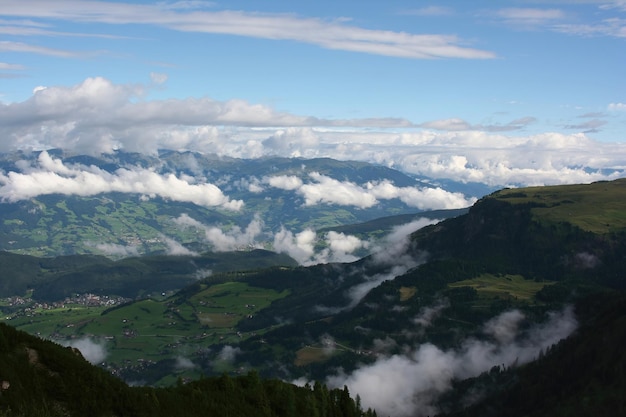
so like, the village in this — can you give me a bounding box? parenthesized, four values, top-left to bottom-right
(1, 293, 132, 321)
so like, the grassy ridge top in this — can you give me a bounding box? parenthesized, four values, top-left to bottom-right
(490, 178, 626, 234)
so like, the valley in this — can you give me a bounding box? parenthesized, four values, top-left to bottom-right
(0, 153, 625, 416)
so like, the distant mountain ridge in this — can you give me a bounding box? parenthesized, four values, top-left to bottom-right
(0, 149, 481, 258)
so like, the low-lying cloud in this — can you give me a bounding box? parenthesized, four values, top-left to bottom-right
(0, 151, 243, 210)
(326, 306, 577, 417)
(62, 337, 108, 365)
(173, 214, 264, 252)
(266, 173, 475, 210)
(316, 218, 436, 313)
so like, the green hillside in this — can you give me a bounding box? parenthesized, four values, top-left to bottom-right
(492, 178, 626, 233)
(0, 249, 297, 300)
(0, 322, 375, 417)
(1, 178, 626, 416)
(437, 291, 626, 417)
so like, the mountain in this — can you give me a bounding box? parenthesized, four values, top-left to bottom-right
(0, 249, 298, 301)
(0, 149, 480, 258)
(0, 322, 375, 417)
(436, 291, 626, 417)
(2, 178, 626, 416)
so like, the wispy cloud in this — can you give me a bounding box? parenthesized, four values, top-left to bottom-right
(495, 8, 566, 27)
(491, 4, 626, 38)
(326, 306, 577, 417)
(419, 116, 536, 132)
(0, 40, 82, 57)
(401, 7, 455, 17)
(0, 0, 495, 59)
(0, 62, 26, 70)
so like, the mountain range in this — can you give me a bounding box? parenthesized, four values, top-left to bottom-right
(0, 151, 625, 416)
(0, 149, 482, 260)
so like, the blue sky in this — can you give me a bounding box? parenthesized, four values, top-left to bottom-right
(1, 0, 626, 187)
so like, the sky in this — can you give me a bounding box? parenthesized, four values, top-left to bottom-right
(1, 0, 626, 187)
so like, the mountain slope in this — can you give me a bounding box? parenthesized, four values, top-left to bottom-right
(2, 178, 625, 417)
(0, 322, 375, 417)
(437, 291, 626, 417)
(0, 149, 478, 258)
(0, 249, 297, 300)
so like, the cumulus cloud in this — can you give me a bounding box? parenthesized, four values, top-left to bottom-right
(266, 173, 475, 210)
(272, 227, 368, 265)
(0, 151, 243, 210)
(62, 337, 108, 364)
(173, 214, 264, 251)
(299, 173, 379, 209)
(326, 306, 577, 417)
(266, 175, 303, 191)
(1, 77, 625, 189)
(323, 231, 370, 263)
(272, 227, 317, 265)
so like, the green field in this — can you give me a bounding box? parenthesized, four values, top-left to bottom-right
(3, 281, 290, 378)
(493, 179, 626, 234)
(448, 274, 552, 301)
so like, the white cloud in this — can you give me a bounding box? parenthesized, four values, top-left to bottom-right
(300, 172, 379, 209)
(174, 356, 196, 370)
(413, 298, 450, 328)
(150, 72, 168, 85)
(327, 306, 577, 417)
(0, 1, 495, 59)
(62, 337, 108, 364)
(173, 214, 264, 251)
(1, 77, 625, 189)
(403, 7, 454, 17)
(0, 62, 26, 71)
(266, 173, 475, 210)
(0, 40, 81, 57)
(89, 242, 140, 258)
(216, 345, 241, 363)
(0, 151, 243, 210)
(325, 231, 369, 261)
(316, 218, 435, 312)
(609, 102, 626, 111)
(161, 235, 199, 256)
(272, 227, 317, 264)
(266, 175, 303, 190)
(496, 8, 566, 25)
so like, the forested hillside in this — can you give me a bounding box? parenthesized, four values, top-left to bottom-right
(1, 179, 626, 416)
(0, 322, 375, 417)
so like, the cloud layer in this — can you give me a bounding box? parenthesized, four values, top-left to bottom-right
(326, 306, 578, 417)
(0, 150, 243, 210)
(1, 77, 624, 188)
(0, 1, 495, 60)
(266, 173, 474, 210)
